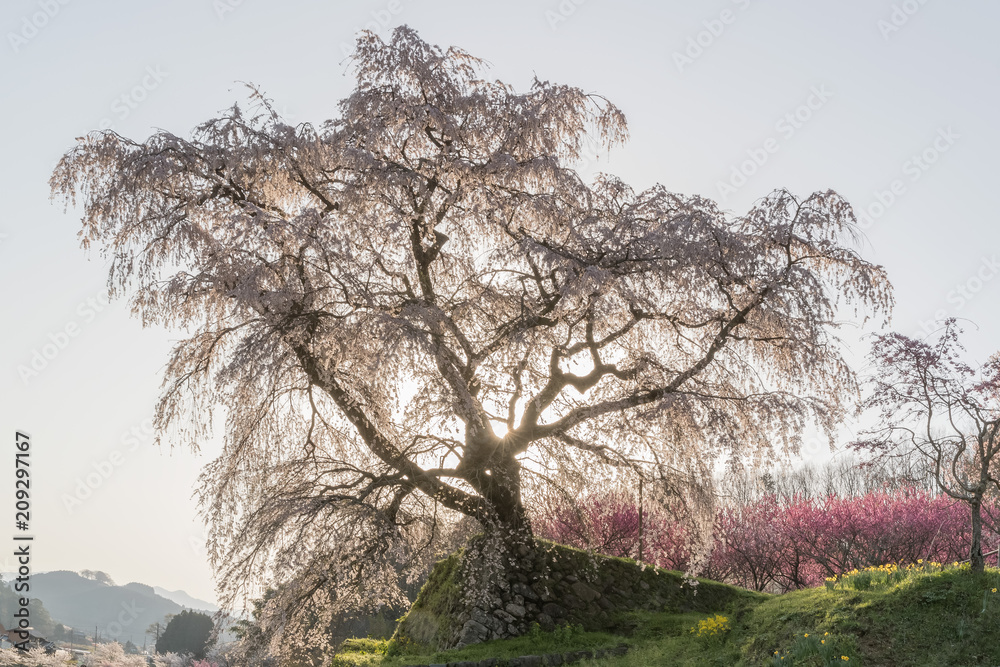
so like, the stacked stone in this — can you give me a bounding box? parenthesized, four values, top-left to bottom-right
(452, 544, 675, 648)
(396, 539, 741, 651)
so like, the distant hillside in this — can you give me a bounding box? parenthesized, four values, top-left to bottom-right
(153, 586, 218, 613)
(7, 571, 214, 640)
(0, 577, 58, 638)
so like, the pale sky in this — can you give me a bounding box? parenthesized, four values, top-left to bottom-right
(1, 0, 998, 607)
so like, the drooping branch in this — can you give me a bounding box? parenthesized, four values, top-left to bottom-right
(51, 26, 893, 655)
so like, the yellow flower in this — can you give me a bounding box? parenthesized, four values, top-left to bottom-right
(993, 588, 998, 593)
(804, 633, 809, 637)
(917, 559, 923, 564)
(822, 640, 826, 645)
(692, 614, 729, 638)
(842, 657, 850, 662)
(825, 632, 829, 636)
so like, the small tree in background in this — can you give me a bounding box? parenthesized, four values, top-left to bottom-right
(711, 494, 799, 591)
(852, 320, 1000, 573)
(79, 570, 116, 586)
(155, 610, 215, 659)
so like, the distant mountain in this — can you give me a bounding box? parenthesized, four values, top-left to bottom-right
(6, 571, 214, 641)
(124, 582, 155, 597)
(153, 587, 218, 613)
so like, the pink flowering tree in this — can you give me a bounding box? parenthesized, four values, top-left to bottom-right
(537, 482, 994, 591)
(532, 488, 690, 570)
(52, 25, 891, 650)
(710, 495, 806, 591)
(852, 320, 1000, 573)
(782, 489, 973, 579)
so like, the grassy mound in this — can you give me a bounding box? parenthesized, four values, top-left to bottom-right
(334, 558, 1000, 666)
(739, 564, 1000, 666)
(391, 547, 465, 648)
(601, 563, 1000, 666)
(392, 538, 762, 649)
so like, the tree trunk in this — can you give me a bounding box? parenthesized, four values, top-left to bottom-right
(481, 455, 533, 539)
(489, 456, 536, 584)
(970, 499, 985, 574)
(447, 454, 541, 646)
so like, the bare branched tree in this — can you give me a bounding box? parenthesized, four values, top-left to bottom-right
(852, 320, 1000, 573)
(51, 26, 891, 654)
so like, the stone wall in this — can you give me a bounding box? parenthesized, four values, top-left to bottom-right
(395, 538, 749, 650)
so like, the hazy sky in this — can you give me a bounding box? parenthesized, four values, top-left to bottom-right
(2, 0, 998, 612)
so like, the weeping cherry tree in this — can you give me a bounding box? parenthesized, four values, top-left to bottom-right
(51, 26, 892, 655)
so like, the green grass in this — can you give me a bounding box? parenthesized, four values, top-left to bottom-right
(392, 547, 465, 647)
(334, 565, 1000, 666)
(331, 624, 624, 666)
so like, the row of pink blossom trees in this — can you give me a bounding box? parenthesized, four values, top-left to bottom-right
(533, 483, 999, 593)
